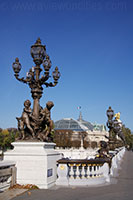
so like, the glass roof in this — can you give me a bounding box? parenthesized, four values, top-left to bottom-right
(77, 111, 94, 131)
(80, 121, 94, 131)
(54, 118, 88, 131)
(54, 112, 106, 132)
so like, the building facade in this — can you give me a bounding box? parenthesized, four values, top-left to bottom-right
(54, 112, 109, 148)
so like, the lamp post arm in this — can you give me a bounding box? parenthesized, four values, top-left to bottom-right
(14, 74, 29, 84)
(39, 74, 50, 85)
(44, 81, 58, 88)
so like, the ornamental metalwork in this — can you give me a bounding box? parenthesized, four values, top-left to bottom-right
(106, 106, 125, 149)
(12, 38, 60, 142)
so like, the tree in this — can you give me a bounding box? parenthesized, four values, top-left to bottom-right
(0, 129, 18, 151)
(122, 125, 133, 149)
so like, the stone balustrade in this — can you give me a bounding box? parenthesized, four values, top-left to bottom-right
(56, 147, 125, 186)
(110, 147, 125, 177)
(56, 158, 111, 186)
(0, 146, 125, 190)
(0, 161, 16, 191)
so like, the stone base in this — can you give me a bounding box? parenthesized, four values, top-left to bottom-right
(68, 176, 107, 186)
(4, 142, 60, 189)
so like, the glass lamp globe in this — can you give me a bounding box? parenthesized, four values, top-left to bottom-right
(31, 38, 46, 65)
(43, 55, 51, 72)
(53, 67, 61, 82)
(12, 58, 22, 74)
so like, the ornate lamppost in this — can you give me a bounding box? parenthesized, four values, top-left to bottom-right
(12, 38, 61, 142)
(106, 106, 115, 150)
(106, 107, 125, 150)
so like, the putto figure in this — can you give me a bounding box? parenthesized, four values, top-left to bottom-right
(16, 100, 35, 140)
(38, 101, 54, 142)
(16, 100, 54, 142)
(12, 38, 60, 142)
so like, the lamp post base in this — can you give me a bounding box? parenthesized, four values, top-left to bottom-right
(4, 142, 61, 189)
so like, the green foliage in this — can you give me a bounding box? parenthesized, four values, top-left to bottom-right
(122, 125, 133, 149)
(111, 130, 116, 139)
(0, 129, 18, 151)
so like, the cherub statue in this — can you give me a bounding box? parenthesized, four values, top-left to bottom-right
(16, 99, 35, 140)
(37, 101, 54, 141)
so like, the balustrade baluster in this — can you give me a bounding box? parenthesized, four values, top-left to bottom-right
(82, 164, 86, 178)
(87, 164, 91, 178)
(75, 164, 80, 179)
(73, 165, 76, 179)
(68, 164, 74, 179)
(95, 164, 100, 177)
(79, 165, 83, 179)
(91, 164, 95, 178)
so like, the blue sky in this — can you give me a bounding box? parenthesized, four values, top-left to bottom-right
(0, 0, 133, 131)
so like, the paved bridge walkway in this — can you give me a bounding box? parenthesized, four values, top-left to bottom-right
(1, 150, 133, 200)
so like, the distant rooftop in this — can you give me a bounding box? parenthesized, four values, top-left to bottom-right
(54, 111, 106, 132)
(54, 118, 88, 132)
(77, 111, 93, 131)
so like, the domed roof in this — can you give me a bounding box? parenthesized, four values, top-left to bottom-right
(54, 112, 106, 132)
(54, 118, 88, 132)
(77, 112, 93, 131)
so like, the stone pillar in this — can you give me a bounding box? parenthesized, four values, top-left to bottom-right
(4, 142, 60, 189)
